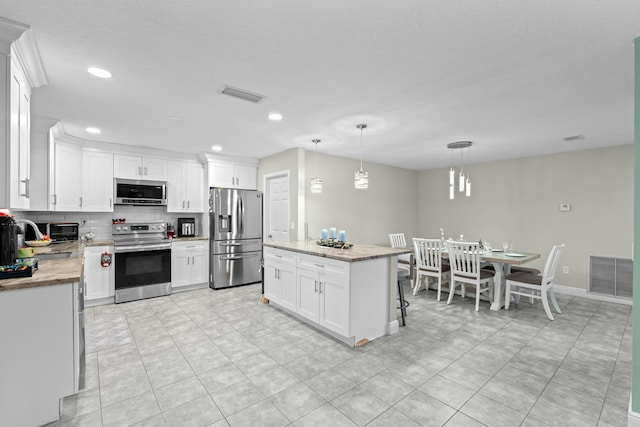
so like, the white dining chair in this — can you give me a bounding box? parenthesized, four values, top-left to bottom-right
(389, 233, 414, 286)
(412, 238, 450, 300)
(505, 244, 565, 320)
(446, 240, 495, 311)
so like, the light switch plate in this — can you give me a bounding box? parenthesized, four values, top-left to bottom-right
(559, 203, 571, 212)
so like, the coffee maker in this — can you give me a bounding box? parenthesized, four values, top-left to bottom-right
(0, 215, 18, 266)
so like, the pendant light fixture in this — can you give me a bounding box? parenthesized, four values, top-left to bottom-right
(447, 141, 472, 199)
(310, 139, 323, 193)
(354, 124, 368, 189)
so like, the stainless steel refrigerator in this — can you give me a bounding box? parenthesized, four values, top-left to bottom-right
(209, 187, 263, 289)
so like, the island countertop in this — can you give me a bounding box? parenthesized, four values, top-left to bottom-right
(0, 241, 105, 292)
(263, 240, 412, 262)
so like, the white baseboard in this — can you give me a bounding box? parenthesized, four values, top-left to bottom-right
(388, 320, 399, 335)
(628, 396, 640, 426)
(554, 284, 632, 306)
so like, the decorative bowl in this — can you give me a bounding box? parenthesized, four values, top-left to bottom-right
(25, 240, 52, 247)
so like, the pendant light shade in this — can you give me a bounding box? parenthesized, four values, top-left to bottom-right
(310, 139, 322, 193)
(355, 124, 368, 189)
(447, 141, 473, 199)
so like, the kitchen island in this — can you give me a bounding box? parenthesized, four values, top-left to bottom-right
(0, 241, 98, 427)
(263, 241, 412, 346)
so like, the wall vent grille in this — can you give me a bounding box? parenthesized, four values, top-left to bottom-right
(220, 85, 265, 103)
(588, 256, 632, 299)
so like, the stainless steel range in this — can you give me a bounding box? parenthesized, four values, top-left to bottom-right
(113, 221, 171, 303)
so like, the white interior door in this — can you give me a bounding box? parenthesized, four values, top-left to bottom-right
(265, 172, 290, 242)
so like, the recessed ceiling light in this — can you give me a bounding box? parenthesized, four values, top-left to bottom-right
(86, 127, 101, 134)
(268, 113, 283, 121)
(87, 67, 112, 78)
(211, 145, 222, 152)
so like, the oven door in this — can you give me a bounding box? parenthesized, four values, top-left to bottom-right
(114, 246, 171, 302)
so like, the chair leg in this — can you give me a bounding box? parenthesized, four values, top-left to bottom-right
(475, 284, 480, 311)
(541, 292, 554, 321)
(412, 276, 422, 296)
(436, 276, 442, 301)
(505, 282, 511, 310)
(398, 280, 407, 326)
(549, 289, 562, 314)
(447, 280, 456, 305)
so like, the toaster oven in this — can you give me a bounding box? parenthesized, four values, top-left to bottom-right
(25, 222, 80, 243)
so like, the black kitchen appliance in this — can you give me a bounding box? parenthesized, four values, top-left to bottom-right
(0, 215, 18, 266)
(177, 217, 195, 237)
(26, 222, 79, 243)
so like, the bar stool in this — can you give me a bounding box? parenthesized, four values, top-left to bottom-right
(397, 266, 410, 326)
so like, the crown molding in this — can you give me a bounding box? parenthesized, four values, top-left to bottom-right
(200, 152, 259, 166)
(12, 30, 48, 88)
(0, 16, 28, 55)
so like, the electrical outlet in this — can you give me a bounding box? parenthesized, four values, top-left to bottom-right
(562, 266, 569, 274)
(290, 222, 295, 230)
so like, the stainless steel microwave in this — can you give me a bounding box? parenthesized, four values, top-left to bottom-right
(114, 179, 167, 206)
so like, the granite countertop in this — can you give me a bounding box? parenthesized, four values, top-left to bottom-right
(0, 242, 85, 292)
(263, 241, 412, 262)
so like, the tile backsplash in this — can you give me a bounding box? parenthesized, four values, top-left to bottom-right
(22, 206, 205, 240)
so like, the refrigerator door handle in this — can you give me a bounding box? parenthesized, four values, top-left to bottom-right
(220, 253, 261, 261)
(239, 195, 244, 234)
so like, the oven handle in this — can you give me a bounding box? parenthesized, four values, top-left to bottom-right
(115, 243, 171, 253)
(220, 253, 261, 260)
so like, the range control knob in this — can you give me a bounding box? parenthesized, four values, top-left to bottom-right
(122, 226, 129, 231)
(115, 226, 121, 231)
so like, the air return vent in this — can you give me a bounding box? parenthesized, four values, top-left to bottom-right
(589, 256, 632, 299)
(220, 85, 265, 103)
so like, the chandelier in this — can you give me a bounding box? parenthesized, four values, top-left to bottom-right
(310, 139, 322, 193)
(354, 124, 368, 189)
(447, 141, 472, 199)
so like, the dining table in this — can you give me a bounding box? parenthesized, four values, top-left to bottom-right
(441, 248, 541, 311)
(480, 250, 541, 310)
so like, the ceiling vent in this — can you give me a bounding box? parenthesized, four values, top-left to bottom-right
(220, 85, 265, 103)
(563, 135, 585, 142)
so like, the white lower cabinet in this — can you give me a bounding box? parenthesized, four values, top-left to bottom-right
(83, 246, 114, 302)
(297, 255, 349, 337)
(263, 248, 296, 311)
(171, 240, 208, 291)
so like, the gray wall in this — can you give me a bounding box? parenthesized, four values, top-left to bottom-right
(258, 149, 420, 246)
(418, 145, 633, 290)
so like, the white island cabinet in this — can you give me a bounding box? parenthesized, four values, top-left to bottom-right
(263, 242, 412, 346)
(0, 282, 79, 427)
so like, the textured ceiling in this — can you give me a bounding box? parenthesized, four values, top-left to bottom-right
(1, 1, 639, 170)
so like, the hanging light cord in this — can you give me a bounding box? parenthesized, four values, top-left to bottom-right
(314, 140, 319, 176)
(359, 127, 364, 171)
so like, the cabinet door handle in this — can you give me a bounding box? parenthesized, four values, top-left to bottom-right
(138, 166, 143, 176)
(319, 281, 323, 293)
(182, 200, 185, 209)
(53, 194, 57, 205)
(79, 196, 83, 207)
(314, 263, 324, 268)
(192, 256, 195, 264)
(187, 256, 190, 265)
(236, 176, 240, 186)
(144, 166, 148, 176)
(187, 200, 190, 209)
(110, 197, 112, 208)
(314, 280, 318, 293)
(20, 178, 30, 198)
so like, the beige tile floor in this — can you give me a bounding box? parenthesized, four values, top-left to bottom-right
(46, 281, 631, 426)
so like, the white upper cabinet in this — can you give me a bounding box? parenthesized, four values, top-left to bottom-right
(114, 154, 167, 180)
(167, 161, 204, 213)
(8, 55, 31, 210)
(51, 141, 83, 211)
(208, 160, 257, 190)
(1, 25, 47, 210)
(82, 150, 114, 212)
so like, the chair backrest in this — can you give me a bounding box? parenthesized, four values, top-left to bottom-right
(446, 240, 482, 279)
(541, 244, 565, 289)
(389, 233, 407, 248)
(413, 238, 443, 271)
